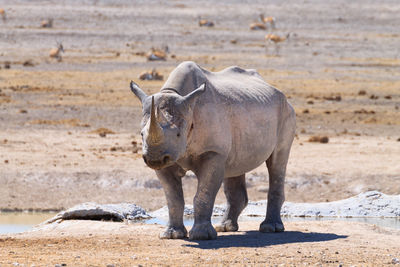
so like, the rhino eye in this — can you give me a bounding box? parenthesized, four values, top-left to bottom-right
(177, 133, 180, 137)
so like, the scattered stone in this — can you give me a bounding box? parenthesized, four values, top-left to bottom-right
(89, 127, 115, 137)
(392, 258, 400, 264)
(22, 59, 35, 67)
(323, 95, 342, 101)
(19, 109, 27, 113)
(370, 94, 379, 100)
(303, 109, 309, 114)
(4, 61, 10, 69)
(308, 136, 329, 143)
(358, 90, 367, 96)
(354, 109, 375, 114)
(44, 202, 151, 224)
(384, 95, 392, 100)
(307, 100, 314, 105)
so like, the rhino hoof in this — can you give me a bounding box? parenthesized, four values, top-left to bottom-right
(259, 221, 285, 233)
(189, 223, 217, 240)
(159, 226, 187, 239)
(215, 220, 239, 232)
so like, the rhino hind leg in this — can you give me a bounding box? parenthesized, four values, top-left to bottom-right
(215, 174, 248, 232)
(260, 116, 295, 233)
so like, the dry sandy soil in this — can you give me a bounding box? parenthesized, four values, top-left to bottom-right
(1, 220, 400, 266)
(0, 0, 399, 265)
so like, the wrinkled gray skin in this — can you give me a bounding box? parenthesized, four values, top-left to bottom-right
(130, 61, 296, 240)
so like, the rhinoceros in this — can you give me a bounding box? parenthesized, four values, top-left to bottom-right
(130, 61, 296, 240)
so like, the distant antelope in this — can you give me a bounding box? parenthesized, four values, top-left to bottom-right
(0, 8, 6, 22)
(41, 18, 53, 28)
(139, 69, 163, 81)
(49, 43, 64, 61)
(260, 14, 276, 29)
(198, 17, 214, 27)
(249, 21, 266, 30)
(265, 34, 287, 43)
(147, 46, 168, 61)
(265, 33, 290, 54)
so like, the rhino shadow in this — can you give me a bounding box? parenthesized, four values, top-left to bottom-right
(184, 231, 347, 249)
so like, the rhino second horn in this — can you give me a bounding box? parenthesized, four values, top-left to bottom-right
(148, 96, 164, 144)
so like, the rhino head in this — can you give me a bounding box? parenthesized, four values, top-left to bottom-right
(130, 81, 205, 170)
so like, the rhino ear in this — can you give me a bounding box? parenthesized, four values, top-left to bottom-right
(130, 80, 148, 104)
(183, 83, 206, 107)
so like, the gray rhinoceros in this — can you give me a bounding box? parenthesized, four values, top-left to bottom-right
(130, 61, 296, 240)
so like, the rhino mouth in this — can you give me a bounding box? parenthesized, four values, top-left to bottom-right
(143, 154, 172, 170)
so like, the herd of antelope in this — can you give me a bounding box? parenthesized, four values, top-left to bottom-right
(0, 6, 288, 67)
(199, 13, 288, 54)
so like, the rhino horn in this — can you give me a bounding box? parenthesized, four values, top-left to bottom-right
(148, 96, 163, 144)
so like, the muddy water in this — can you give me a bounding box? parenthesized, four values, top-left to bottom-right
(0, 212, 55, 234)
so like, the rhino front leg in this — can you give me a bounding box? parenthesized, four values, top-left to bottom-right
(190, 152, 225, 240)
(156, 165, 187, 239)
(215, 174, 248, 232)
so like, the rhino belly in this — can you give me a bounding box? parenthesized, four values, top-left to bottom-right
(224, 121, 278, 177)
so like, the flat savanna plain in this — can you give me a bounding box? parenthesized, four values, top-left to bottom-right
(0, 0, 399, 265)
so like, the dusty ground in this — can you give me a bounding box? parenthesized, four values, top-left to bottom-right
(0, 0, 399, 211)
(0, 0, 399, 265)
(1, 220, 400, 266)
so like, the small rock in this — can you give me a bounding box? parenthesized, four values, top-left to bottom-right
(392, 258, 400, 264)
(323, 95, 341, 101)
(23, 60, 35, 67)
(308, 136, 329, 144)
(358, 90, 366, 96)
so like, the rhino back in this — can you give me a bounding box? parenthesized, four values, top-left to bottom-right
(167, 62, 293, 176)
